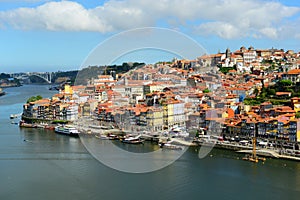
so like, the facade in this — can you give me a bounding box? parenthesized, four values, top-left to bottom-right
(282, 69, 300, 83)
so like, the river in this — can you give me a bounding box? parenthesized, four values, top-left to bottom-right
(0, 85, 299, 200)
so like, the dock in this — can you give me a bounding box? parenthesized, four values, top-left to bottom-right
(169, 138, 198, 146)
(237, 149, 280, 158)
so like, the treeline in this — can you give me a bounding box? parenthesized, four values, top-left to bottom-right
(0, 73, 11, 79)
(51, 70, 79, 84)
(0, 73, 21, 86)
(26, 95, 42, 103)
(75, 62, 145, 85)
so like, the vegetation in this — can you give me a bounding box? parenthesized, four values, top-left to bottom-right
(52, 120, 69, 124)
(26, 95, 43, 103)
(244, 79, 296, 106)
(0, 73, 11, 79)
(0, 73, 21, 86)
(218, 66, 236, 74)
(243, 98, 264, 106)
(296, 112, 300, 119)
(29, 75, 49, 84)
(75, 62, 145, 85)
(278, 80, 293, 87)
(203, 89, 210, 93)
(51, 70, 78, 84)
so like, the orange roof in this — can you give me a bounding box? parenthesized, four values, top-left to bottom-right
(287, 69, 300, 74)
(276, 92, 291, 96)
(226, 108, 235, 118)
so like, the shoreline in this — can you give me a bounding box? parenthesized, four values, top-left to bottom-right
(197, 141, 300, 162)
(17, 115, 300, 162)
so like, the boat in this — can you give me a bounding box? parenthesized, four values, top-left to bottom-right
(242, 155, 258, 163)
(45, 125, 55, 130)
(107, 134, 120, 140)
(0, 88, 5, 96)
(19, 121, 37, 128)
(10, 113, 22, 119)
(55, 125, 80, 136)
(159, 143, 183, 150)
(95, 134, 110, 140)
(122, 135, 144, 144)
(10, 121, 19, 125)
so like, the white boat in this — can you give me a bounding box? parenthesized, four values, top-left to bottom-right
(95, 134, 110, 140)
(55, 125, 80, 136)
(10, 113, 22, 119)
(122, 135, 144, 144)
(159, 143, 183, 150)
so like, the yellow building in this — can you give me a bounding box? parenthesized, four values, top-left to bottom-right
(162, 99, 185, 130)
(147, 107, 164, 131)
(291, 97, 300, 113)
(64, 84, 73, 95)
(143, 83, 164, 95)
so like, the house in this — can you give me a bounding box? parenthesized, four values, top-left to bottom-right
(282, 69, 300, 83)
(291, 97, 300, 112)
(289, 119, 300, 142)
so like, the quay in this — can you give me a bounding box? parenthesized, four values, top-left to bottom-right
(237, 149, 300, 161)
(18, 118, 300, 162)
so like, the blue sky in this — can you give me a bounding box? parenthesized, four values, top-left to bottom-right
(0, 0, 300, 73)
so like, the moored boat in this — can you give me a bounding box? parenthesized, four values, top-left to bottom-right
(95, 134, 110, 140)
(159, 142, 183, 150)
(19, 121, 37, 128)
(55, 125, 80, 136)
(122, 135, 144, 144)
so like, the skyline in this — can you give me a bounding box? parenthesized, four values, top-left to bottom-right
(0, 0, 300, 73)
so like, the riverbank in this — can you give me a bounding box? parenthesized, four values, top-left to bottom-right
(196, 140, 300, 162)
(76, 121, 300, 162)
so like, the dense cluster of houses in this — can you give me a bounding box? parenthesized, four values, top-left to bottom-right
(22, 46, 300, 143)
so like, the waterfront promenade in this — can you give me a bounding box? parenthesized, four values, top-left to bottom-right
(74, 117, 300, 161)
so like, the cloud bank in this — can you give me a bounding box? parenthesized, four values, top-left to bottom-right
(0, 0, 299, 39)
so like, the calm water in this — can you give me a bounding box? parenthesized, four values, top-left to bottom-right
(0, 85, 300, 200)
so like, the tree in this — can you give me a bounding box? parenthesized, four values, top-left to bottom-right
(26, 95, 43, 103)
(296, 112, 300, 119)
(203, 89, 210, 93)
(268, 89, 276, 96)
(253, 88, 259, 97)
(279, 80, 293, 87)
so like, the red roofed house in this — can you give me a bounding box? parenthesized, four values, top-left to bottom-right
(282, 69, 300, 83)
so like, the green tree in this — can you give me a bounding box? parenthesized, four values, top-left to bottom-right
(203, 89, 210, 93)
(268, 89, 276, 96)
(296, 112, 300, 119)
(26, 95, 43, 103)
(279, 80, 293, 87)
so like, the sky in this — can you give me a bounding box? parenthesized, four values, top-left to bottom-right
(0, 0, 300, 73)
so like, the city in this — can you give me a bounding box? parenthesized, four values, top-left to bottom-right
(12, 46, 300, 160)
(1, 0, 300, 199)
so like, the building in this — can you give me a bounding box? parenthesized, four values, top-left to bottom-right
(282, 69, 300, 83)
(289, 119, 300, 142)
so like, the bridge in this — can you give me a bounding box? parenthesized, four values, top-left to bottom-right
(28, 72, 52, 84)
(11, 72, 53, 84)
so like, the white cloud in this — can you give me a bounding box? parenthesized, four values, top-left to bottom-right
(259, 27, 278, 39)
(195, 22, 242, 39)
(0, 0, 299, 39)
(0, 0, 50, 2)
(0, 1, 110, 32)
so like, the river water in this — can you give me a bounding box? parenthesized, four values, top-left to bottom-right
(0, 85, 300, 200)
